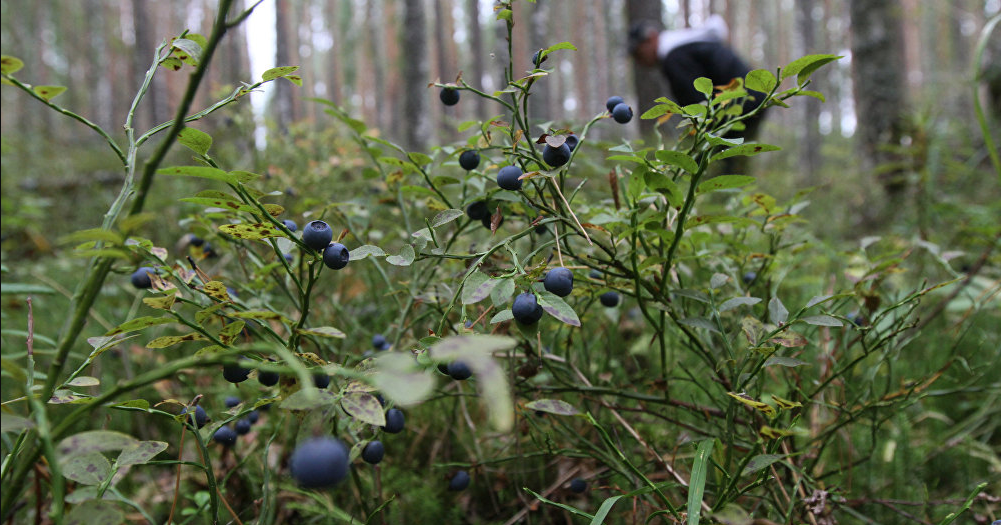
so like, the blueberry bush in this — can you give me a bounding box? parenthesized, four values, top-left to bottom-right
(1, 1, 998, 524)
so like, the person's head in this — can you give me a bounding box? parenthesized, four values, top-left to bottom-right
(628, 21, 662, 67)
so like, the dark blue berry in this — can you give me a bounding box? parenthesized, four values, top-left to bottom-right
(497, 165, 524, 191)
(302, 221, 333, 251)
(213, 426, 238, 447)
(362, 440, 385, 464)
(543, 267, 574, 297)
(449, 470, 471, 491)
(322, 242, 350, 270)
(383, 408, 405, 434)
(289, 437, 350, 488)
(130, 267, 155, 289)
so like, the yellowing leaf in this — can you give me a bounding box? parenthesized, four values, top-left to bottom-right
(726, 392, 776, 418)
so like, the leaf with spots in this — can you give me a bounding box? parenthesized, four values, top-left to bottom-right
(711, 143, 781, 162)
(180, 197, 257, 213)
(65, 376, 99, 387)
(116, 440, 168, 467)
(727, 392, 776, 418)
(57, 431, 137, 459)
(536, 290, 581, 327)
(262, 66, 299, 81)
(349, 245, 386, 260)
(385, 245, 416, 266)
(230, 310, 292, 324)
(697, 175, 756, 195)
(525, 399, 579, 416)
(1, 55, 24, 75)
(340, 392, 386, 426)
(1, 413, 35, 434)
(105, 316, 177, 336)
(217, 320, 245, 346)
(177, 127, 212, 155)
(145, 333, 208, 349)
(741, 454, 786, 476)
(202, 281, 232, 302)
(279, 388, 339, 411)
(218, 222, 284, 241)
(33, 85, 67, 101)
(62, 452, 111, 485)
(297, 326, 346, 338)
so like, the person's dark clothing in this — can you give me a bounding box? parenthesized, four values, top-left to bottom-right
(662, 41, 767, 140)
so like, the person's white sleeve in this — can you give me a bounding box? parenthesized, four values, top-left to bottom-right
(704, 14, 729, 42)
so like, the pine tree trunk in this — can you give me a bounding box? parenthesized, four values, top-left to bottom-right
(625, 0, 665, 139)
(401, 0, 430, 151)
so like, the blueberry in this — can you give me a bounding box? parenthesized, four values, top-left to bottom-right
(257, 402, 272, 411)
(383, 408, 405, 434)
(130, 267, 155, 289)
(440, 87, 460, 106)
(447, 361, 473, 381)
(247, 410, 260, 424)
(375, 394, 386, 407)
(362, 440, 385, 464)
(235, 418, 252, 435)
(289, 437, 350, 488)
(322, 242, 350, 270)
(742, 271, 757, 284)
(532, 50, 547, 67)
(224, 396, 241, 409)
(372, 333, 387, 349)
(589, 269, 602, 279)
(282, 219, 298, 232)
(497, 165, 524, 191)
(437, 363, 450, 375)
(542, 143, 571, 168)
(202, 242, 218, 258)
(378, 342, 391, 351)
(606, 95, 625, 112)
(534, 224, 548, 235)
(314, 373, 331, 389)
(213, 425, 238, 447)
(223, 363, 250, 383)
(543, 267, 574, 297)
(599, 291, 621, 307)
(564, 134, 579, 151)
(302, 220, 333, 251)
(512, 292, 544, 325)
(283, 253, 294, 263)
(459, 150, 480, 171)
(849, 312, 866, 326)
(466, 200, 490, 221)
(189, 236, 205, 247)
(183, 405, 208, 429)
(569, 478, 587, 493)
(258, 370, 280, 387)
(449, 470, 471, 491)
(611, 103, 633, 123)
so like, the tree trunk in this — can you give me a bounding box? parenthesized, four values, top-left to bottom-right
(625, 0, 665, 139)
(273, 0, 294, 133)
(401, 0, 430, 151)
(797, 0, 821, 182)
(849, 0, 910, 198)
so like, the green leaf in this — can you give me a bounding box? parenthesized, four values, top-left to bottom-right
(763, 356, 809, 368)
(407, 152, 433, 166)
(654, 150, 698, 173)
(768, 297, 789, 324)
(65, 499, 125, 525)
(177, 127, 212, 155)
(677, 317, 720, 333)
(65, 376, 100, 387)
(799, 90, 826, 102)
(385, 245, 415, 266)
(145, 333, 208, 349)
(710, 273, 729, 289)
(430, 209, 464, 228)
(544, 41, 577, 53)
(1, 55, 25, 75)
(525, 399, 578, 416)
(283, 74, 302, 86)
(171, 38, 202, 64)
(693, 77, 713, 96)
(697, 175, 756, 194)
(710, 143, 781, 162)
(230, 310, 292, 324)
(105, 316, 177, 336)
(349, 245, 386, 260)
(685, 215, 758, 229)
(741, 454, 785, 476)
(1, 413, 35, 434)
(116, 440, 168, 467)
(461, 272, 496, 305)
(800, 315, 843, 327)
(57, 431, 137, 459)
(370, 352, 436, 407)
(718, 297, 761, 312)
(744, 69, 777, 93)
(490, 278, 515, 306)
(781, 54, 841, 83)
(279, 388, 339, 411)
(687, 439, 715, 525)
(217, 222, 283, 241)
(296, 326, 346, 338)
(430, 335, 517, 431)
(262, 66, 299, 81)
(158, 166, 235, 184)
(536, 291, 580, 327)
(217, 320, 245, 346)
(227, 170, 260, 183)
(32, 85, 67, 101)
(340, 392, 386, 426)
(57, 228, 124, 246)
(490, 310, 514, 324)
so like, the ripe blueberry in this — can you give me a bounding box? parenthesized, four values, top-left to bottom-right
(189, 235, 205, 247)
(223, 363, 250, 383)
(606, 95, 625, 112)
(599, 291, 621, 307)
(224, 396, 241, 408)
(258, 370, 280, 387)
(543, 267, 574, 297)
(289, 437, 350, 488)
(459, 150, 480, 171)
(437, 363, 450, 375)
(302, 220, 333, 251)
(372, 333, 387, 349)
(322, 242, 350, 270)
(542, 143, 571, 168)
(183, 405, 208, 429)
(512, 292, 544, 325)
(447, 361, 473, 381)
(201, 242, 218, 258)
(282, 219, 298, 232)
(362, 440, 385, 464)
(383, 408, 405, 434)
(569, 478, 587, 493)
(532, 50, 547, 67)
(235, 418, 252, 435)
(440, 87, 460, 106)
(564, 134, 579, 151)
(497, 165, 524, 191)
(247, 410, 260, 424)
(742, 271, 757, 284)
(611, 103, 633, 123)
(449, 470, 471, 491)
(130, 267, 155, 289)
(466, 200, 490, 221)
(314, 373, 331, 389)
(213, 425, 238, 447)
(534, 224, 548, 235)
